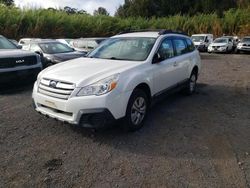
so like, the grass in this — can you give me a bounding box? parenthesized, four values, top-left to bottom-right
(0, 6, 249, 39)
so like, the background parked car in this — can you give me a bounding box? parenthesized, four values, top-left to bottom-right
(23, 40, 86, 67)
(0, 35, 42, 83)
(222, 36, 238, 50)
(236, 36, 250, 53)
(71, 38, 107, 53)
(18, 38, 40, 46)
(208, 37, 234, 53)
(191, 34, 213, 52)
(56, 38, 73, 47)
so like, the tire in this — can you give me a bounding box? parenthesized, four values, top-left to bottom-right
(123, 89, 149, 132)
(184, 71, 197, 95)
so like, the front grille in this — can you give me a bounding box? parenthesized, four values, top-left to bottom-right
(38, 78, 75, 100)
(212, 46, 220, 50)
(0, 56, 37, 69)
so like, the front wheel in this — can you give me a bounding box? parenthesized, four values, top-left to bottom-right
(123, 89, 148, 132)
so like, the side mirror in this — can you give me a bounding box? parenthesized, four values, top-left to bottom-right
(152, 53, 162, 64)
(35, 51, 43, 57)
(17, 45, 22, 49)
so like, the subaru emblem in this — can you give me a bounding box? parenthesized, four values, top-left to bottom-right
(49, 80, 58, 88)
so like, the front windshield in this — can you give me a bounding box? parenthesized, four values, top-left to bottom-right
(191, 36, 205, 42)
(39, 42, 74, 54)
(0, 36, 17, 49)
(88, 37, 156, 61)
(214, 38, 228, 43)
(242, 38, 250, 42)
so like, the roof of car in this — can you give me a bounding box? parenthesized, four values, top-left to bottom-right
(27, 40, 62, 45)
(74, 37, 107, 41)
(114, 30, 188, 38)
(114, 32, 160, 38)
(192, 34, 213, 36)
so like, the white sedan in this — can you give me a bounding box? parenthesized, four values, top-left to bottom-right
(208, 38, 234, 53)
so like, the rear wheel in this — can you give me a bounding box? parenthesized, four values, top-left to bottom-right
(123, 89, 148, 132)
(184, 71, 197, 95)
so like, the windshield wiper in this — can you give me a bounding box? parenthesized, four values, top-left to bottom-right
(109, 57, 127, 60)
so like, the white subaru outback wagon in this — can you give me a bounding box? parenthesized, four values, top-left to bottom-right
(32, 30, 201, 131)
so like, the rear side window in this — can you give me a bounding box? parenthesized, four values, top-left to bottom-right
(173, 39, 188, 56)
(157, 39, 174, 60)
(186, 38, 195, 52)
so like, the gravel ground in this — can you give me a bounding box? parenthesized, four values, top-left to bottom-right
(0, 53, 250, 188)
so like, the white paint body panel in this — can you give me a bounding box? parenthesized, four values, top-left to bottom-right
(32, 32, 201, 124)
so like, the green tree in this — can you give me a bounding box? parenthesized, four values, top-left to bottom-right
(0, 0, 14, 6)
(115, 0, 241, 17)
(94, 7, 109, 16)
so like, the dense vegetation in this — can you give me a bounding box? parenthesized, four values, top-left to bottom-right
(115, 0, 250, 17)
(0, 6, 249, 40)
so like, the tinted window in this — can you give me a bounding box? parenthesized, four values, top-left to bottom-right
(39, 42, 74, 54)
(186, 38, 195, 52)
(158, 39, 174, 60)
(173, 39, 188, 55)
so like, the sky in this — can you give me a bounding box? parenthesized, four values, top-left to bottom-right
(14, 0, 124, 15)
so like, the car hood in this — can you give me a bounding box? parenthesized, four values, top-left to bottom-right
(45, 51, 85, 61)
(40, 57, 140, 87)
(210, 43, 227, 47)
(0, 49, 36, 58)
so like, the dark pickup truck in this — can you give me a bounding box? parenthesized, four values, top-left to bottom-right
(0, 35, 42, 84)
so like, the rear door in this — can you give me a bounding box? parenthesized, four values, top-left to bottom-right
(172, 37, 191, 83)
(152, 37, 179, 94)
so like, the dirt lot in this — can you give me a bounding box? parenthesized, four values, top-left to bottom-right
(0, 53, 250, 188)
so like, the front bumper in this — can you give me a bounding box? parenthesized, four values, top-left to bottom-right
(237, 46, 250, 52)
(208, 46, 227, 53)
(32, 82, 132, 127)
(0, 66, 42, 84)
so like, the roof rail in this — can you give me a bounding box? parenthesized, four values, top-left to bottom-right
(118, 29, 188, 36)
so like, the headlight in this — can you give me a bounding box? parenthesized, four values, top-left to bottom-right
(77, 74, 120, 96)
(237, 43, 243, 47)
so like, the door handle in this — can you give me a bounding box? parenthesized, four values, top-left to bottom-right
(173, 62, 178, 67)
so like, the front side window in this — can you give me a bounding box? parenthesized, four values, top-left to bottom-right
(88, 37, 156, 61)
(157, 39, 174, 60)
(39, 42, 74, 54)
(173, 39, 188, 56)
